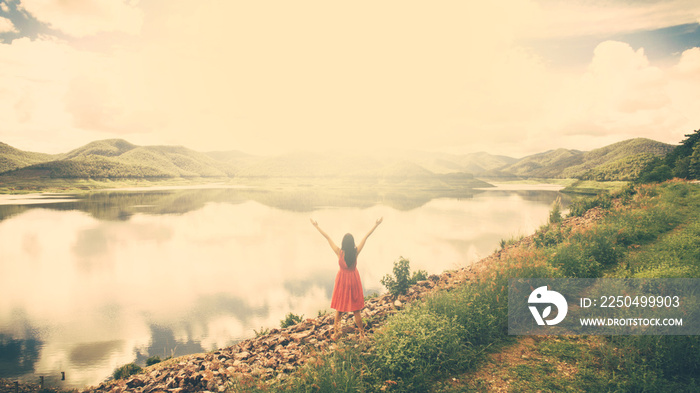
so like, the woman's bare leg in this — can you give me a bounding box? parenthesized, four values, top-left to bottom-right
(333, 311, 342, 340)
(353, 310, 365, 338)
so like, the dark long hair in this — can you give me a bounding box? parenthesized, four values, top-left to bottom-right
(341, 233, 357, 269)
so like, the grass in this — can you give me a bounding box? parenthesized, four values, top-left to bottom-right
(229, 180, 700, 393)
(561, 179, 630, 195)
(437, 180, 700, 392)
(97, 180, 700, 392)
(448, 334, 700, 393)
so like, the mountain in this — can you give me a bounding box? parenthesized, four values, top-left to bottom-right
(1, 139, 237, 179)
(0, 142, 56, 174)
(496, 138, 675, 181)
(0, 137, 675, 183)
(568, 138, 676, 181)
(499, 148, 584, 178)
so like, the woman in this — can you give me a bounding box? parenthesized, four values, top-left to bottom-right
(310, 217, 383, 340)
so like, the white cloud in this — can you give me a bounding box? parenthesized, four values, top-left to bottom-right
(19, 0, 143, 37)
(0, 16, 17, 33)
(0, 37, 132, 152)
(667, 47, 700, 132)
(0, 1, 699, 156)
(675, 47, 700, 74)
(529, 0, 700, 39)
(538, 40, 697, 150)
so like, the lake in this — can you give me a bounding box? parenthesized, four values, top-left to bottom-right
(0, 183, 569, 388)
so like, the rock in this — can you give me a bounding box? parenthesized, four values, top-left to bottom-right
(126, 377, 146, 388)
(234, 351, 251, 361)
(394, 299, 403, 308)
(291, 330, 312, 342)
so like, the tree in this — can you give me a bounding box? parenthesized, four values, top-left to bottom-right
(689, 143, 700, 180)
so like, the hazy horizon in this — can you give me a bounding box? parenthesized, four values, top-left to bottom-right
(1, 134, 678, 162)
(1, 1, 699, 157)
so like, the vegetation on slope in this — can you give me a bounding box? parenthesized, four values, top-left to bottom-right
(566, 138, 675, 179)
(233, 181, 700, 392)
(498, 138, 674, 180)
(0, 136, 675, 185)
(0, 139, 237, 179)
(638, 128, 700, 182)
(500, 148, 584, 178)
(0, 142, 56, 173)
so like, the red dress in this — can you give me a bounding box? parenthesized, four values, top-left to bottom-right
(330, 251, 365, 312)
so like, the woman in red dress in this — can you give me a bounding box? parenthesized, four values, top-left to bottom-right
(310, 217, 383, 339)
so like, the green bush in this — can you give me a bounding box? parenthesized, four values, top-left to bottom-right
(534, 223, 570, 248)
(280, 312, 304, 328)
(145, 356, 162, 366)
(380, 257, 428, 297)
(372, 305, 467, 391)
(550, 241, 603, 277)
(567, 193, 612, 217)
(113, 363, 142, 380)
(425, 281, 506, 348)
(549, 197, 563, 224)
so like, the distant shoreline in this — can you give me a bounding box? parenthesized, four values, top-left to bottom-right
(0, 176, 628, 201)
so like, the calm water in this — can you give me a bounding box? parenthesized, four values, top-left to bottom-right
(0, 184, 569, 388)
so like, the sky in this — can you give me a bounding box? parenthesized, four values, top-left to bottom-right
(0, 0, 699, 158)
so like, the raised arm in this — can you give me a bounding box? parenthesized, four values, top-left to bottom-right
(356, 217, 383, 255)
(310, 219, 340, 257)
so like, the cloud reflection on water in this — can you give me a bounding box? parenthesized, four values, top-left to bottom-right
(0, 187, 564, 388)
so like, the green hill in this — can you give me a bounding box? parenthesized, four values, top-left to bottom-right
(564, 138, 675, 180)
(498, 138, 674, 180)
(1, 139, 237, 179)
(0, 142, 56, 174)
(0, 137, 674, 184)
(62, 139, 137, 159)
(500, 148, 583, 178)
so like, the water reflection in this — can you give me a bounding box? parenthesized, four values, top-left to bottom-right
(0, 185, 568, 388)
(0, 335, 41, 379)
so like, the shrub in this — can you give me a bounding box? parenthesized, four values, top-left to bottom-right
(113, 363, 142, 380)
(145, 356, 162, 366)
(380, 257, 428, 297)
(254, 327, 270, 337)
(549, 197, 563, 224)
(280, 312, 304, 328)
(372, 305, 467, 391)
(550, 240, 603, 278)
(534, 224, 570, 248)
(424, 281, 506, 348)
(567, 193, 612, 217)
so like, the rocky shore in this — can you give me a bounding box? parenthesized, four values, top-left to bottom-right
(3, 207, 606, 393)
(84, 271, 471, 393)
